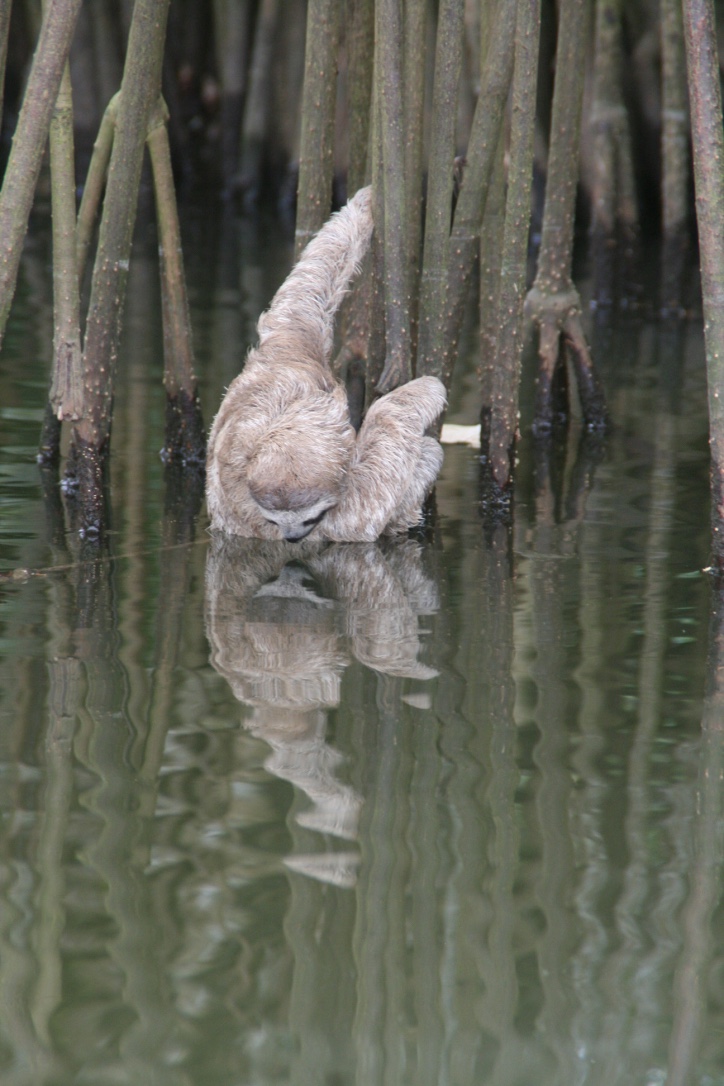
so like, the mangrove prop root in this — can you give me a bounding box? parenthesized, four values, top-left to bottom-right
(564, 313, 608, 432)
(526, 286, 608, 433)
(488, 0, 541, 490)
(161, 460, 206, 540)
(48, 62, 83, 423)
(682, 0, 724, 567)
(38, 405, 62, 467)
(161, 390, 207, 468)
(532, 314, 562, 434)
(375, 0, 412, 393)
(0, 0, 84, 348)
(295, 0, 341, 257)
(62, 437, 110, 539)
(479, 405, 514, 526)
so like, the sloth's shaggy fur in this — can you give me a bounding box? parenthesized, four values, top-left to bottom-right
(206, 186, 446, 542)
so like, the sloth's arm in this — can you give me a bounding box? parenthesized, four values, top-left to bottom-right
(323, 376, 446, 541)
(256, 187, 374, 368)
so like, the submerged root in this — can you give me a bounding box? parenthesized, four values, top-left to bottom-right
(526, 284, 608, 435)
(161, 388, 207, 467)
(62, 436, 109, 539)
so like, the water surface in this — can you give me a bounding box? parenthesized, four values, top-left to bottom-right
(0, 207, 721, 1085)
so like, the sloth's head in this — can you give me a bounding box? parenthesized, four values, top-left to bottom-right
(246, 418, 349, 542)
(250, 481, 338, 541)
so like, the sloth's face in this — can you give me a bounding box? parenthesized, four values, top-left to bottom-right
(245, 414, 349, 542)
(256, 496, 337, 542)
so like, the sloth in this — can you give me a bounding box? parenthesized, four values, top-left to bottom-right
(206, 186, 446, 543)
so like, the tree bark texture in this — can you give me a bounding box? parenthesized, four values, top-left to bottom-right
(347, 0, 375, 195)
(682, 0, 724, 567)
(375, 0, 412, 392)
(73, 0, 172, 452)
(147, 99, 206, 465)
(479, 134, 506, 423)
(438, 0, 516, 388)
(661, 0, 690, 239)
(66, 0, 172, 535)
(0, 0, 11, 126)
(660, 0, 691, 312)
(588, 0, 638, 240)
(75, 94, 119, 285)
(238, 0, 280, 200)
(402, 0, 426, 360)
(416, 0, 465, 377)
(526, 0, 606, 434)
(487, 0, 541, 493)
(0, 0, 84, 349)
(295, 0, 341, 257)
(48, 62, 83, 426)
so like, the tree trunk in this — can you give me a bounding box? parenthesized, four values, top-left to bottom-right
(402, 0, 426, 363)
(295, 0, 341, 257)
(147, 99, 206, 466)
(526, 0, 606, 434)
(660, 0, 690, 311)
(682, 0, 724, 568)
(0, 0, 11, 126)
(47, 62, 83, 427)
(439, 0, 516, 389)
(67, 0, 173, 535)
(0, 0, 84, 348)
(487, 0, 541, 495)
(75, 94, 119, 285)
(374, 0, 412, 393)
(416, 0, 465, 377)
(238, 0, 279, 204)
(346, 0, 374, 196)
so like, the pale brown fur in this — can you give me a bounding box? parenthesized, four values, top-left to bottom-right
(205, 536, 439, 699)
(206, 186, 446, 542)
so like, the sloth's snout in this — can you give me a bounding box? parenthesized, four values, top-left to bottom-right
(283, 526, 315, 543)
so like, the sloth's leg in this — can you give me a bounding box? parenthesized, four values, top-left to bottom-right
(384, 436, 444, 534)
(323, 377, 446, 542)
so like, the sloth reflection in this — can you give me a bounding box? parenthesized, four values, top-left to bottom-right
(205, 537, 439, 886)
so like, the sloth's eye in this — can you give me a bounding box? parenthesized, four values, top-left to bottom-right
(302, 511, 326, 528)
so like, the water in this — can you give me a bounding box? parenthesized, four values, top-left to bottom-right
(0, 202, 722, 1085)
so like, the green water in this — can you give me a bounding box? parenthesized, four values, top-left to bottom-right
(0, 205, 721, 1085)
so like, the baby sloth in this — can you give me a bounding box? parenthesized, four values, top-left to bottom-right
(206, 186, 446, 543)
